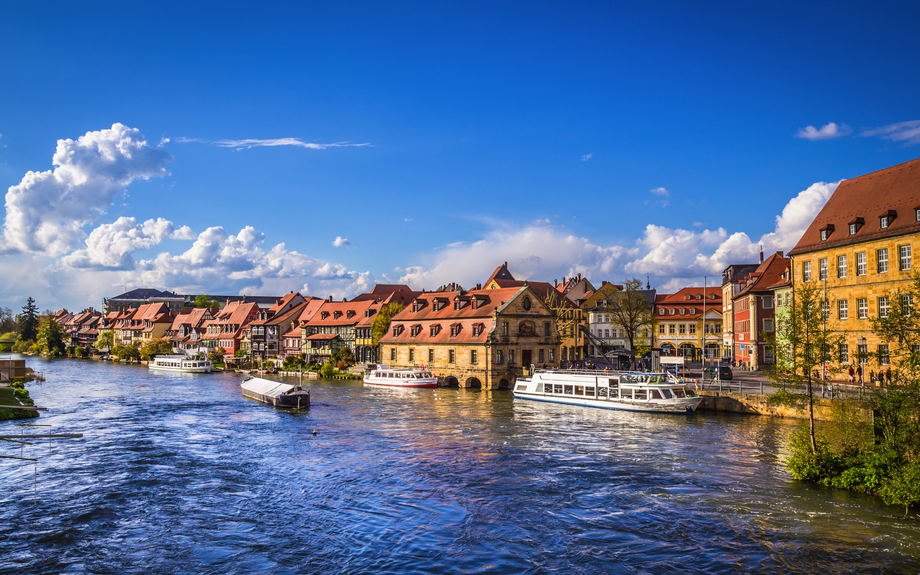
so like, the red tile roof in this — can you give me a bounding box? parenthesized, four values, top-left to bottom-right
(790, 157, 920, 256)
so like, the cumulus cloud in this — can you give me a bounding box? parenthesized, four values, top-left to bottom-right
(861, 120, 920, 146)
(796, 122, 851, 140)
(62, 217, 178, 270)
(2, 123, 172, 256)
(333, 236, 351, 248)
(650, 187, 670, 197)
(176, 137, 372, 150)
(581, 153, 593, 161)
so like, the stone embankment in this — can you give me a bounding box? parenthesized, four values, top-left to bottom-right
(697, 390, 871, 421)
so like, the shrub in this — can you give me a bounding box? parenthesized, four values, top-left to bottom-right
(319, 362, 335, 379)
(786, 422, 841, 483)
(880, 461, 920, 516)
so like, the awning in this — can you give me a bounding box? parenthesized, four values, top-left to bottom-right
(306, 334, 338, 340)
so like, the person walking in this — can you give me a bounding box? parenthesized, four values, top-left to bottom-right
(886, 367, 892, 385)
(848, 365, 855, 384)
(856, 364, 863, 384)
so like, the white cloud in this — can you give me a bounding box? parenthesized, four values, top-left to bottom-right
(795, 122, 851, 140)
(581, 153, 593, 161)
(62, 217, 177, 270)
(2, 123, 172, 256)
(861, 120, 920, 146)
(332, 236, 351, 248)
(650, 187, 670, 197)
(177, 137, 372, 150)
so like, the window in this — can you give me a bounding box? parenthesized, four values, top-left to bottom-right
(669, 324, 676, 335)
(878, 248, 888, 273)
(879, 296, 890, 318)
(679, 324, 686, 335)
(803, 261, 812, 282)
(881, 215, 890, 229)
(428, 349, 434, 363)
(763, 296, 773, 309)
(850, 223, 858, 235)
(448, 349, 455, 363)
(858, 343, 868, 365)
(839, 343, 849, 364)
(837, 254, 847, 278)
(858, 298, 868, 319)
(763, 318, 774, 332)
(659, 324, 666, 334)
(472, 324, 481, 336)
(689, 324, 696, 335)
(900, 245, 912, 271)
(856, 252, 867, 276)
(549, 349, 555, 362)
(916, 208, 920, 222)
(509, 350, 515, 364)
(820, 229, 829, 241)
(819, 258, 828, 280)
(409, 348, 414, 361)
(450, 325, 461, 337)
(471, 350, 478, 364)
(838, 300, 848, 320)
(501, 322, 509, 337)
(903, 294, 914, 317)
(764, 345, 774, 363)
(544, 322, 551, 336)
(821, 300, 830, 320)
(538, 349, 544, 363)
(496, 349, 503, 364)
(390, 348, 396, 361)
(879, 344, 890, 365)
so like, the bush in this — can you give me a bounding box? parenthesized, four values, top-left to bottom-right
(319, 362, 335, 379)
(786, 422, 842, 483)
(880, 461, 920, 516)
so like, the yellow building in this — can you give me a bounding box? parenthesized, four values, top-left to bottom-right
(652, 287, 723, 360)
(788, 157, 920, 378)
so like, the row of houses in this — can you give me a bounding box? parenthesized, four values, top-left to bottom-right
(52, 155, 920, 383)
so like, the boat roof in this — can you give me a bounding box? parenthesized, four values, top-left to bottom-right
(240, 377, 296, 397)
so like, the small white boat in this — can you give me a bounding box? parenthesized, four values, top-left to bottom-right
(513, 368, 701, 414)
(148, 355, 213, 373)
(240, 376, 310, 409)
(364, 365, 437, 388)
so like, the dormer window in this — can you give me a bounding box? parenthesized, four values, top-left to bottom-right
(450, 324, 462, 337)
(848, 217, 864, 236)
(880, 210, 896, 230)
(410, 324, 421, 337)
(819, 223, 835, 241)
(472, 323, 484, 336)
(365, 309, 374, 318)
(669, 308, 675, 315)
(685, 295, 691, 300)
(321, 311, 329, 319)
(333, 311, 342, 320)
(430, 324, 441, 337)
(346, 310, 355, 319)
(915, 206, 920, 222)
(393, 325, 404, 336)
(659, 308, 665, 315)
(679, 308, 685, 315)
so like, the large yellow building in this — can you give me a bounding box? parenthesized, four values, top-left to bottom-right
(788, 157, 920, 376)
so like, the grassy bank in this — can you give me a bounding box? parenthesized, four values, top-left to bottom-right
(0, 384, 40, 421)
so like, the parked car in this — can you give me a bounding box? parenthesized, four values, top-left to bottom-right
(703, 366, 733, 381)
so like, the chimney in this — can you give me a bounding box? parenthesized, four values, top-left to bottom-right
(759, 249, 764, 263)
(776, 251, 784, 258)
(328, 295, 333, 302)
(554, 279, 558, 287)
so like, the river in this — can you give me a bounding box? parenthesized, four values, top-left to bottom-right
(1, 357, 919, 574)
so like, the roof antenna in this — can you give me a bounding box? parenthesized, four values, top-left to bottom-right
(646, 275, 650, 290)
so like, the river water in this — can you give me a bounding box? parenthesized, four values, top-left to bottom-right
(1, 357, 919, 574)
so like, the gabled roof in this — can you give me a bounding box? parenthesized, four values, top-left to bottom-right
(485, 262, 515, 285)
(735, 253, 791, 298)
(789, 157, 920, 256)
(304, 300, 378, 327)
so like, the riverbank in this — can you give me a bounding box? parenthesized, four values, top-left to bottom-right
(697, 389, 872, 421)
(0, 384, 40, 421)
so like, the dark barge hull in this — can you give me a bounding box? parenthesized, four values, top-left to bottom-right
(240, 377, 310, 409)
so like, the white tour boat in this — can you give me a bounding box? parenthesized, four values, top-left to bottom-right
(513, 368, 702, 414)
(148, 355, 214, 373)
(364, 365, 438, 388)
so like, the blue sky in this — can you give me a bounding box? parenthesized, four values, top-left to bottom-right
(2, 2, 919, 312)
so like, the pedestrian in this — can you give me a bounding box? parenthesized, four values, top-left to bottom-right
(848, 365, 855, 384)
(856, 364, 863, 384)
(886, 367, 892, 385)
(870, 370, 875, 384)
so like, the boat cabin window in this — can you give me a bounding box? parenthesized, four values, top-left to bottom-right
(585, 386, 595, 397)
(633, 389, 648, 400)
(650, 389, 662, 399)
(536, 383, 543, 393)
(563, 385, 573, 395)
(597, 387, 607, 398)
(574, 386, 584, 396)
(661, 389, 674, 399)
(608, 379, 618, 388)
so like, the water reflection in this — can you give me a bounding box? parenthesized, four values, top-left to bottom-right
(0, 357, 918, 574)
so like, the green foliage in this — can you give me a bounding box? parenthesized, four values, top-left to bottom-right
(765, 388, 806, 408)
(112, 344, 141, 360)
(209, 348, 225, 365)
(17, 297, 40, 343)
(140, 338, 174, 360)
(880, 461, 920, 516)
(333, 346, 354, 367)
(371, 303, 404, 345)
(37, 315, 67, 357)
(319, 361, 335, 378)
(786, 422, 841, 482)
(94, 330, 114, 351)
(193, 294, 221, 309)
(282, 354, 305, 369)
(234, 349, 248, 358)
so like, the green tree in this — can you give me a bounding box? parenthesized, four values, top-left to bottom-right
(769, 282, 845, 453)
(140, 338, 174, 360)
(94, 331, 114, 351)
(112, 344, 141, 361)
(193, 294, 221, 308)
(17, 297, 39, 343)
(36, 315, 67, 357)
(319, 361, 335, 378)
(0, 307, 15, 334)
(371, 303, 404, 345)
(603, 278, 655, 368)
